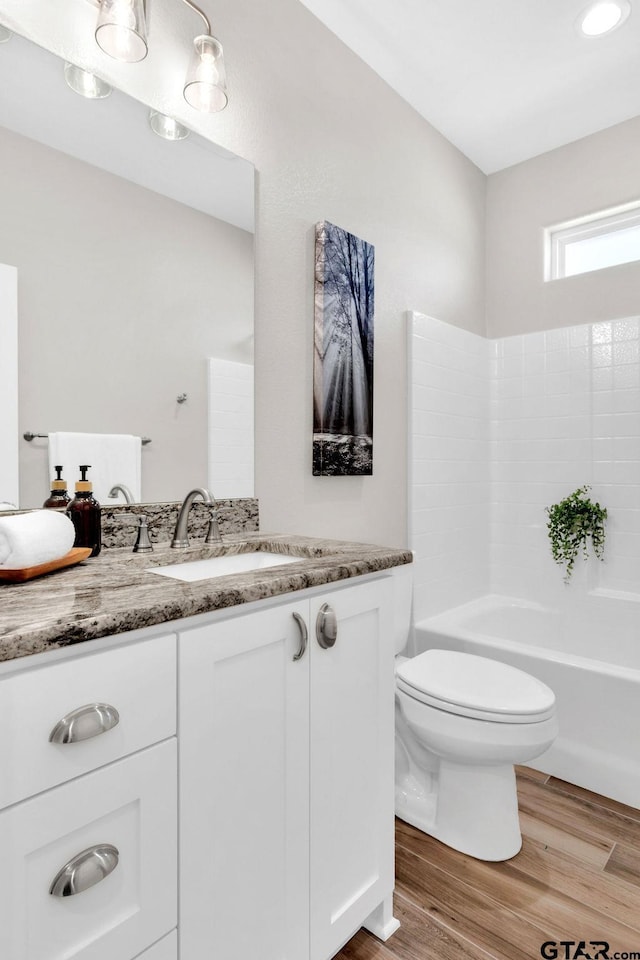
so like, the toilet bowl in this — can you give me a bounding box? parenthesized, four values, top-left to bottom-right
(394, 648, 558, 861)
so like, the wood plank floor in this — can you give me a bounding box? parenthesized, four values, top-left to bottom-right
(333, 768, 640, 960)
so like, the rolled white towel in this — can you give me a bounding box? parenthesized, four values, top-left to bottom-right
(0, 510, 76, 569)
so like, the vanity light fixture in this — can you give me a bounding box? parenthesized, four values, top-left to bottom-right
(95, 0, 148, 62)
(91, 0, 228, 112)
(64, 62, 113, 99)
(181, 0, 228, 113)
(149, 110, 190, 140)
(0, 24, 12, 42)
(183, 31, 228, 112)
(577, 0, 631, 37)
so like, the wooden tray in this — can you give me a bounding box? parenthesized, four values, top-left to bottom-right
(0, 548, 92, 583)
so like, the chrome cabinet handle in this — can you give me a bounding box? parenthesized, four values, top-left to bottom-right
(316, 603, 338, 649)
(49, 703, 120, 744)
(292, 612, 308, 661)
(49, 843, 119, 897)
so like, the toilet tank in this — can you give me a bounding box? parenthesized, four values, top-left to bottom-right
(389, 561, 413, 655)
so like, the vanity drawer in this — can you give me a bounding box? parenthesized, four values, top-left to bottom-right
(0, 632, 176, 809)
(0, 738, 177, 960)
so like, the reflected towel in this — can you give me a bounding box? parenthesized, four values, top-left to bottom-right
(49, 433, 142, 504)
(0, 510, 75, 569)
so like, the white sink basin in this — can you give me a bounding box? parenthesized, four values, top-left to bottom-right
(148, 551, 304, 583)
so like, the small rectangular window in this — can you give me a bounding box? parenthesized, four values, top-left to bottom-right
(545, 201, 640, 281)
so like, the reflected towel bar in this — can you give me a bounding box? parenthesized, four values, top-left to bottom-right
(23, 432, 152, 445)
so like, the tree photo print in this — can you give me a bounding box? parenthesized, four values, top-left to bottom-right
(313, 221, 375, 476)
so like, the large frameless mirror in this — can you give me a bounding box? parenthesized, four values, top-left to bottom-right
(0, 26, 255, 508)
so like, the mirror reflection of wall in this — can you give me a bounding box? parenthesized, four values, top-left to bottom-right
(0, 263, 18, 507)
(0, 31, 255, 509)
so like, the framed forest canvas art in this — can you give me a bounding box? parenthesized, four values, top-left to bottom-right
(313, 221, 375, 476)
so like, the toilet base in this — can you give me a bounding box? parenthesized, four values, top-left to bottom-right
(396, 758, 522, 861)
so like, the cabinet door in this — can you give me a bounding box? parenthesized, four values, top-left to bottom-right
(309, 579, 395, 960)
(179, 601, 310, 960)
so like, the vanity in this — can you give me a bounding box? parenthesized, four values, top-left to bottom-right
(0, 529, 412, 960)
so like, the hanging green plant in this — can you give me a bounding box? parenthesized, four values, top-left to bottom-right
(546, 485, 607, 583)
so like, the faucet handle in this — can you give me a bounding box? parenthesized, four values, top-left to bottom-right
(133, 514, 153, 553)
(204, 508, 222, 544)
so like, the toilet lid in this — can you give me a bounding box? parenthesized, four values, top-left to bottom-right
(396, 649, 556, 723)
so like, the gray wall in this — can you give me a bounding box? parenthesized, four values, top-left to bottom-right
(221, 0, 486, 548)
(0, 126, 254, 508)
(486, 114, 640, 339)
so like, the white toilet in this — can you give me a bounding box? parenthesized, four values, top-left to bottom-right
(391, 568, 558, 862)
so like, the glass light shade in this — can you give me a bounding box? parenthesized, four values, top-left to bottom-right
(149, 110, 190, 141)
(0, 25, 11, 43)
(95, 0, 148, 62)
(64, 63, 113, 99)
(183, 34, 228, 113)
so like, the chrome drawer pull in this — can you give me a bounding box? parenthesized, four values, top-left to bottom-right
(316, 603, 338, 649)
(292, 612, 308, 661)
(49, 843, 119, 897)
(49, 703, 120, 744)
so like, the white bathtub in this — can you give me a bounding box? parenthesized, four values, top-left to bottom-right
(413, 593, 640, 808)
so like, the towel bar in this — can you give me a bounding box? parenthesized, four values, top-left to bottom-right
(24, 432, 152, 445)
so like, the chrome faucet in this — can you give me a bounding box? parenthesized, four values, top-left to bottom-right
(171, 487, 222, 549)
(108, 484, 135, 504)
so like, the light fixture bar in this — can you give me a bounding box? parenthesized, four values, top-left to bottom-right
(85, 0, 229, 112)
(178, 0, 210, 36)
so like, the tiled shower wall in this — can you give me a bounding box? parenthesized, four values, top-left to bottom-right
(207, 358, 254, 499)
(409, 314, 491, 621)
(409, 312, 640, 618)
(492, 317, 640, 602)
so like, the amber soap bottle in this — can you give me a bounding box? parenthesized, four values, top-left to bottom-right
(43, 465, 71, 510)
(66, 465, 102, 557)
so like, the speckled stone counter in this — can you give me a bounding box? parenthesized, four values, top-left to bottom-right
(0, 532, 412, 663)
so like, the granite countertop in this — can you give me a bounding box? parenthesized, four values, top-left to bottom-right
(0, 532, 412, 664)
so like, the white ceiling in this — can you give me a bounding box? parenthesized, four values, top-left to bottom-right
(298, 0, 640, 173)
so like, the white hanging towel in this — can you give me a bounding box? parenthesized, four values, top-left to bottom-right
(49, 433, 142, 505)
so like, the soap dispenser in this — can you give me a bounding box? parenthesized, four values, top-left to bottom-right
(66, 465, 102, 557)
(43, 465, 71, 510)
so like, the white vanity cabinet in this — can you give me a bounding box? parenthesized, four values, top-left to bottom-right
(0, 633, 179, 960)
(178, 576, 396, 960)
(0, 568, 400, 960)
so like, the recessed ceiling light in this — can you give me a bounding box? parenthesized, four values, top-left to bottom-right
(577, 0, 631, 37)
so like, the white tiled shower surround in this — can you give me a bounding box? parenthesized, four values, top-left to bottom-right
(409, 314, 491, 622)
(409, 312, 640, 620)
(207, 358, 254, 499)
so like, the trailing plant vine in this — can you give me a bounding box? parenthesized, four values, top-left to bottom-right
(546, 486, 607, 583)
